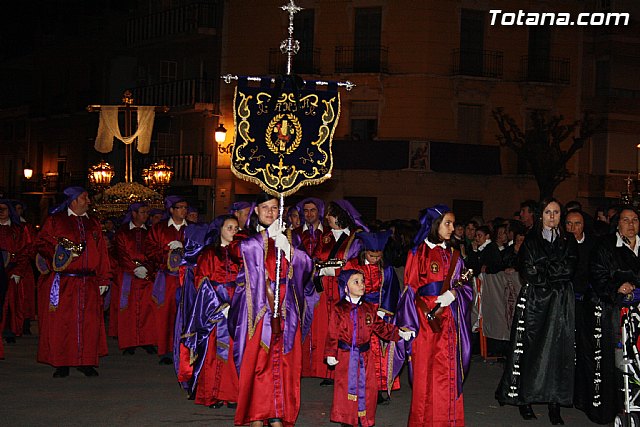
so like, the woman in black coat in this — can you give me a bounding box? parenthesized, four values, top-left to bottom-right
(575, 206, 640, 424)
(496, 198, 578, 425)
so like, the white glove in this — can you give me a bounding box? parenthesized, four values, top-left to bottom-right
(267, 221, 285, 238)
(376, 310, 386, 320)
(326, 356, 339, 366)
(99, 286, 109, 295)
(10, 274, 20, 284)
(398, 329, 416, 341)
(274, 233, 291, 261)
(221, 306, 230, 319)
(133, 266, 148, 279)
(167, 240, 183, 250)
(435, 290, 456, 307)
(71, 251, 81, 258)
(320, 266, 337, 277)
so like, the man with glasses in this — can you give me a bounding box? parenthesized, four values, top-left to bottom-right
(145, 195, 188, 365)
(114, 202, 157, 356)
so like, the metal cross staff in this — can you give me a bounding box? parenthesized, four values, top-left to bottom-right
(280, 0, 302, 76)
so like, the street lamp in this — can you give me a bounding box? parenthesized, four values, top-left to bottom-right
(23, 162, 33, 180)
(215, 123, 227, 143)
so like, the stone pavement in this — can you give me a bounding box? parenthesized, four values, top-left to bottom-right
(0, 331, 601, 426)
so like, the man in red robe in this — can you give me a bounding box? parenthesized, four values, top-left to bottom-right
(145, 195, 188, 364)
(12, 200, 37, 336)
(0, 199, 32, 343)
(115, 202, 157, 355)
(293, 197, 324, 257)
(35, 187, 111, 377)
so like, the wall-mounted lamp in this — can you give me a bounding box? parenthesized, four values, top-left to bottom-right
(215, 123, 228, 144)
(23, 162, 33, 180)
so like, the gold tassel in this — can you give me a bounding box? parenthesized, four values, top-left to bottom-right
(347, 394, 357, 401)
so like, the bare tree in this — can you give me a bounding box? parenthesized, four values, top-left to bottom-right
(492, 108, 599, 200)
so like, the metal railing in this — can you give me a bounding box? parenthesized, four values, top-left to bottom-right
(135, 153, 212, 182)
(126, 2, 218, 45)
(335, 45, 389, 73)
(131, 79, 216, 107)
(269, 48, 321, 75)
(451, 49, 503, 78)
(520, 56, 570, 84)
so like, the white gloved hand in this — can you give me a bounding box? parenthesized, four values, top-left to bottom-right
(435, 290, 456, 307)
(133, 266, 148, 279)
(376, 310, 386, 320)
(398, 329, 416, 341)
(274, 233, 291, 261)
(222, 306, 230, 319)
(267, 221, 285, 238)
(326, 356, 339, 366)
(167, 240, 183, 250)
(99, 286, 109, 296)
(10, 274, 20, 284)
(320, 266, 337, 277)
(70, 251, 81, 258)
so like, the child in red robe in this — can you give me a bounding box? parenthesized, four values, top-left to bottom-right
(325, 269, 414, 427)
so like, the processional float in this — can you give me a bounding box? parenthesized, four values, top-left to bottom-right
(221, 0, 355, 327)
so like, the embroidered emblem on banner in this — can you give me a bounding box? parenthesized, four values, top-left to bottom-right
(231, 78, 341, 196)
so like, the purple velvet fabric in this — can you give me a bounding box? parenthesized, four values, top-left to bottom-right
(49, 186, 86, 215)
(228, 231, 319, 374)
(333, 200, 369, 232)
(411, 204, 451, 254)
(121, 202, 148, 225)
(296, 197, 325, 220)
(120, 272, 132, 309)
(356, 230, 392, 252)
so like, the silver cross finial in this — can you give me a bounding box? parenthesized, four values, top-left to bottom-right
(280, 0, 303, 75)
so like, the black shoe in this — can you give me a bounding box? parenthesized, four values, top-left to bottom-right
(53, 366, 70, 378)
(23, 320, 32, 336)
(5, 336, 16, 344)
(548, 403, 564, 425)
(77, 366, 99, 377)
(319, 378, 334, 387)
(226, 401, 237, 409)
(519, 404, 536, 420)
(122, 347, 135, 355)
(377, 391, 391, 405)
(209, 401, 224, 409)
(158, 356, 173, 365)
(142, 345, 157, 354)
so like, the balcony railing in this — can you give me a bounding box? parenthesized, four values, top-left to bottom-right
(451, 49, 503, 79)
(135, 153, 212, 182)
(520, 56, 570, 84)
(131, 79, 216, 108)
(335, 45, 389, 73)
(269, 48, 321, 75)
(126, 2, 218, 46)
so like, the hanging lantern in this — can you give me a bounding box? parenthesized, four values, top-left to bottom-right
(23, 162, 33, 180)
(143, 160, 173, 195)
(88, 160, 114, 190)
(215, 123, 228, 143)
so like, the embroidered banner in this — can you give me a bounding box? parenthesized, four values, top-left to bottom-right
(231, 77, 340, 196)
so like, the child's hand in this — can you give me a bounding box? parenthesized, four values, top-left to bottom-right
(376, 310, 386, 320)
(326, 356, 339, 366)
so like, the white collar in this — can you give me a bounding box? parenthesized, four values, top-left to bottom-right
(576, 233, 585, 244)
(425, 238, 446, 249)
(346, 295, 361, 305)
(168, 217, 186, 230)
(616, 232, 640, 256)
(477, 239, 492, 252)
(67, 207, 88, 218)
(331, 227, 350, 240)
(20, 216, 26, 223)
(129, 221, 147, 230)
(303, 222, 323, 233)
(0, 219, 10, 226)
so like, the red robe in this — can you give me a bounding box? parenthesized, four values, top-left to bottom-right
(405, 243, 465, 427)
(191, 244, 239, 406)
(114, 223, 156, 349)
(35, 211, 111, 367)
(302, 228, 361, 378)
(325, 299, 399, 427)
(145, 219, 185, 355)
(106, 231, 120, 337)
(0, 221, 32, 336)
(344, 258, 401, 392)
(19, 220, 37, 321)
(293, 223, 323, 257)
